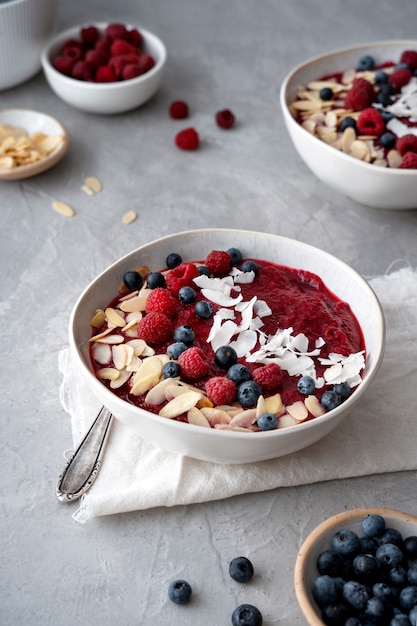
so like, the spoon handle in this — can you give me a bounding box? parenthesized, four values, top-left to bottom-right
(56, 406, 113, 502)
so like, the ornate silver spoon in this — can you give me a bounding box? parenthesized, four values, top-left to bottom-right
(56, 406, 113, 502)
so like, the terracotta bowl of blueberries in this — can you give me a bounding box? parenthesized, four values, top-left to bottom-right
(69, 228, 385, 464)
(294, 507, 417, 625)
(280, 40, 417, 210)
(41, 21, 166, 114)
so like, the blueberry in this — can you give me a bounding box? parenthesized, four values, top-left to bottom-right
(345, 618, 362, 626)
(360, 536, 378, 555)
(321, 603, 349, 625)
(257, 413, 277, 431)
(227, 247, 243, 266)
(227, 363, 252, 384)
(178, 286, 196, 304)
(388, 566, 408, 588)
(343, 580, 371, 610)
(379, 528, 404, 547)
(390, 614, 412, 626)
(363, 514, 386, 538)
(400, 587, 417, 612)
(231, 603, 262, 626)
(313, 575, 342, 607)
(195, 300, 213, 319)
(162, 361, 181, 378)
(357, 54, 375, 71)
(166, 341, 188, 359)
(319, 87, 333, 101)
(365, 596, 393, 623)
(229, 556, 254, 583)
(380, 132, 396, 149)
(166, 252, 182, 269)
(404, 536, 417, 560)
(214, 345, 238, 369)
(339, 116, 357, 132)
(381, 110, 395, 123)
(123, 270, 144, 292)
(173, 325, 195, 345)
(333, 382, 352, 401)
(375, 70, 389, 85)
(331, 529, 361, 557)
(236, 380, 262, 408)
(168, 579, 192, 605)
(376, 84, 394, 106)
(297, 375, 316, 395)
(198, 264, 210, 277)
(395, 62, 410, 70)
(240, 260, 259, 276)
(146, 271, 166, 289)
(408, 605, 417, 624)
(353, 554, 380, 584)
(317, 549, 345, 577)
(373, 582, 397, 602)
(376, 543, 404, 569)
(320, 390, 342, 412)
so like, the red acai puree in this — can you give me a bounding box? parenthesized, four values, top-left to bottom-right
(89, 250, 365, 432)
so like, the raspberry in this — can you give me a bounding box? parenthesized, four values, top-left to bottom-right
(389, 68, 412, 90)
(145, 288, 177, 318)
(62, 45, 83, 63)
(400, 49, 417, 71)
(252, 363, 283, 391)
(80, 26, 100, 45)
(122, 63, 142, 80)
(135, 54, 155, 75)
(95, 65, 116, 82)
(136, 312, 174, 345)
(344, 78, 374, 111)
(205, 376, 236, 405)
(52, 56, 74, 76)
(166, 262, 200, 295)
(109, 55, 128, 79)
(94, 35, 112, 53)
(215, 109, 235, 129)
(175, 128, 199, 151)
(396, 133, 417, 156)
(106, 23, 129, 41)
(169, 100, 189, 119)
(128, 28, 143, 48)
(205, 250, 232, 276)
(400, 152, 417, 169)
(72, 60, 93, 81)
(62, 39, 83, 55)
(110, 39, 136, 57)
(356, 107, 385, 136)
(178, 347, 209, 379)
(85, 49, 109, 69)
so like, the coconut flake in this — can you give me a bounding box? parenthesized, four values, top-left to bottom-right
(229, 330, 258, 357)
(201, 289, 243, 307)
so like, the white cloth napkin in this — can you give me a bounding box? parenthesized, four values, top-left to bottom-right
(59, 267, 417, 523)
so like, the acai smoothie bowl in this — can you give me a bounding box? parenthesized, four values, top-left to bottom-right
(69, 229, 385, 464)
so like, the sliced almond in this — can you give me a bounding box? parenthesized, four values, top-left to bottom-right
(304, 394, 326, 417)
(387, 149, 402, 168)
(52, 201, 74, 218)
(122, 210, 137, 224)
(105, 307, 125, 327)
(200, 407, 231, 426)
(110, 369, 131, 389)
(94, 334, 125, 345)
(89, 327, 118, 342)
(90, 309, 106, 328)
(341, 126, 356, 153)
(230, 409, 258, 428)
(263, 393, 283, 416)
(119, 294, 148, 313)
(350, 140, 370, 161)
(277, 413, 298, 429)
(91, 342, 112, 365)
(159, 390, 202, 418)
(145, 377, 180, 405)
(97, 367, 120, 381)
(84, 176, 102, 192)
(286, 400, 308, 421)
(187, 406, 211, 428)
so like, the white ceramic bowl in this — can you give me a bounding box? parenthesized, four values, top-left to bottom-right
(280, 40, 417, 210)
(0, 108, 69, 180)
(41, 22, 166, 114)
(69, 229, 385, 464)
(294, 507, 417, 625)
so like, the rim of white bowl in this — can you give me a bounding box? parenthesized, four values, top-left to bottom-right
(41, 22, 167, 89)
(69, 228, 386, 440)
(280, 39, 417, 176)
(294, 506, 417, 626)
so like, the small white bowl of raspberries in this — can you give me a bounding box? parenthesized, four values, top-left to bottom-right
(41, 22, 166, 114)
(280, 40, 417, 210)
